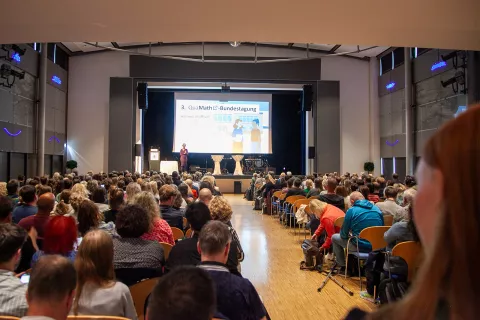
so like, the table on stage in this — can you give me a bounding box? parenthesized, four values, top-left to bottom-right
(160, 161, 179, 175)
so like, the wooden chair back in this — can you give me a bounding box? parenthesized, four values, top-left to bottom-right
(272, 190, 283, 199)
(185, 228, 193, 238)
(160, 242, 173, 260)
(392, 241, 423, 282)
(0, 316, 20, 320)
(68, 317, 130, 320)
(171, 227, 184, 241)
(334, 216, 345, 228)
(292, 198, 312, 214)
(359, 226, 391, 251)
(285, 195, 305, 205)
(129, 277, 160, 320)
(383, 215, 394, 226)
(278, 193, 287, 201)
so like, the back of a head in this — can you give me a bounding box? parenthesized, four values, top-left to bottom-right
(7, 180, 18, 195)
(209, 196, 233, 223)
(115, 204, 150, 238)
(293, 178, 302, 188)
(44, 216, 77, 255)
(28, 255, 76, 305)
(199, 220, 232, 256)
(159, 184, 177, 203)
(199, 188, 213, 203)
(147, 266, 215, 320)
(326, 177, 337, 193)
(309, 199, 327, 214)
(20, 185, 36, 203)
(92, 187, 107, 204)
(335, 186, 347, 197)
(359, 185, 370, 199)
(132, 191, 159, 220)
(185, 202, 211, 232)
(314, 178, 322, 189)
(126, 182, 141, 201)
(392, 173, 399, 180)
(287, 178, 294, 188)
(37, 192, 55, 213)
(0, 223, 26, 263)
(0, 195, 13, 221)
(366, 182, 374, 194)
(350, 191, 365, 204)
(109, 187, 125, 210)
(405, 175, 417, 188)
(77, 200, 100, 236)
(178, 183, 189, 197)
(384, 186, 398, 199)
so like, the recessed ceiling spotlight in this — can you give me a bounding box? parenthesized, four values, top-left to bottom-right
(229, 42, 242, 47)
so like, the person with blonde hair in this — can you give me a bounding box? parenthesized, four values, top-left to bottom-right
(209, 196, 244, 266)
(70, 183, 89, 215)
(304, 179, 313, 194)
(126, 182, 141, 203)
(149, 180, 160, 201)
(72, 230, 137, 319)
(132, 191, 174, 245)
(0, 182, 7, 197)
(301, 199, 345, 270)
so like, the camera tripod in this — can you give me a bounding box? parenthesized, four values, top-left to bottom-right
(317, 262, 354, 296)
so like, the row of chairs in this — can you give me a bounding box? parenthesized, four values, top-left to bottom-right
(266, 191, 422, 295)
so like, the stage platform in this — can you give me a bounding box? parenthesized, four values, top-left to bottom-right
(212, 175, 252, 194)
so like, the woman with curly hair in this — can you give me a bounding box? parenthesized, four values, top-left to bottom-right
(77, 199, 117, 239)
(208, 196, 244, 265)
(132, 191, 174, 245)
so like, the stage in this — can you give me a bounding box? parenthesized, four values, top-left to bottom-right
(213, 175, 253, 194)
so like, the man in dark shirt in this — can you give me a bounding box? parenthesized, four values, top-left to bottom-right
(284, 178, 306, 199)
(18, 192, 55, 240)
(198, 221, 266, 320)
(166, 202, 241, 276)
(7, 180, 20, 206)
(12, 185, 38, 224)
(159, 185, 184, 230)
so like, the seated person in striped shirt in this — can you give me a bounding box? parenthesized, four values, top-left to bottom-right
(0, 223, 28, 317)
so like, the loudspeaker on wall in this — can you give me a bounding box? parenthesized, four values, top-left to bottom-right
(308, 146, 316, 159)
(137, 83, 148, 109)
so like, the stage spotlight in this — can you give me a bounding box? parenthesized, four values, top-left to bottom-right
(1, 44, 26, 62)
(229, 41, 242, 47)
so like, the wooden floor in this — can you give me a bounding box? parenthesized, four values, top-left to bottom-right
(226, 194, 374, 320)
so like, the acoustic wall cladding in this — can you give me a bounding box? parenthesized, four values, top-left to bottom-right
(379, 49, 467, 159)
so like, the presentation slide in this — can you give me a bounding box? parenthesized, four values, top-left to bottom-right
(173, 92, 272, 154)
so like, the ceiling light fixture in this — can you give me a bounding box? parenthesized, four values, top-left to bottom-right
(229, 42, 242, 48)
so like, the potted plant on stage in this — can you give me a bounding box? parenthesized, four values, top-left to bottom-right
(364, 161, 375, 174)
(66, 160, 78, 173)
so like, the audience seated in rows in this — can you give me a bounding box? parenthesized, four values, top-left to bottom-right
(331, 191, 383, 274)
(306, 178, 322, 198)
(72, 230, 137, 319)
(284, 178, 306, 199)
(77, 199, 117, 239)
(198, 221, 266, 320)
(104, 187, 124, 223)
(133, 191, 174, 245)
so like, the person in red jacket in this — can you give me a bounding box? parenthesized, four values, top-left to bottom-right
(309, 199, 345, 251)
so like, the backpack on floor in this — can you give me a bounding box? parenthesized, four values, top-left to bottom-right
(378, 278, 409, 304)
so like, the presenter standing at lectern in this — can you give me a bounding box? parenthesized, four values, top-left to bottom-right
(180, 143, 188, 172)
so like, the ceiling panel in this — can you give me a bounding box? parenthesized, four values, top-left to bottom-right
(1, 0, 478, 50)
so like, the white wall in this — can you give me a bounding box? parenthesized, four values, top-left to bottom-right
(67, 51, 129, 173)
(321, 56, 379, 174)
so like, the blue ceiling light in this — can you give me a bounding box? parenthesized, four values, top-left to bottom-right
(431, 61, 447, 71)
(386, 82, 396, 90)
(11, 52, 21, 63)
(52, 75, 62, 85)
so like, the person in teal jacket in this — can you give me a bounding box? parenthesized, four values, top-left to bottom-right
(331, 191, 384, 272)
